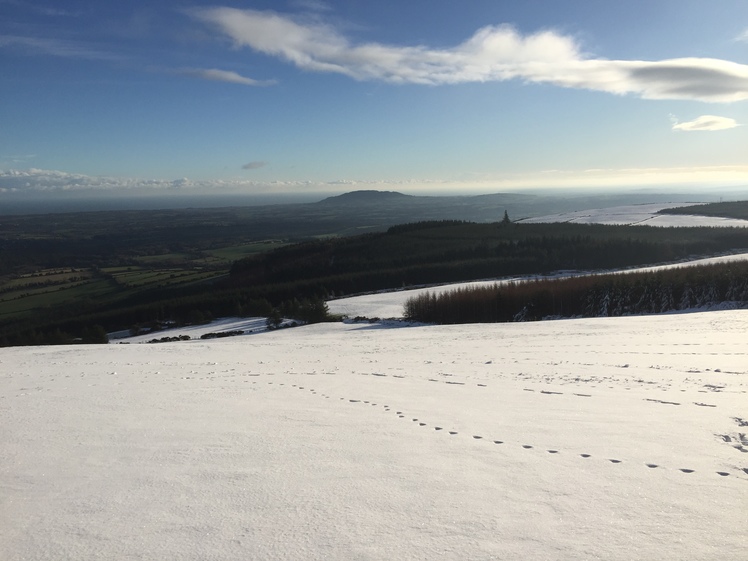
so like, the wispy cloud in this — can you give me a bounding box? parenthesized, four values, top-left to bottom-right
(191, 8, 748, 102)
(31, 6, 80, 17)
(0, 34, 119, 60)
(291, 0, 332, 12)
(0, 0, 79, 17)
(0, 153, 36, 166)
(672, 115, 740, 132)
(242, 161, 267, 170)
(737, 28, 748, 42)
(174, 67, 276, 87)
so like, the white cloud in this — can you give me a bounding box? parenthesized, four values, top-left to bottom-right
(191, 8, 748, 102)
(175, 68, 276, 87)
(672, 115, 740, 131)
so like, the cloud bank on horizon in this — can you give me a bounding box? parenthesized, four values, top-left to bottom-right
(192, 8, 748, 103)
(3, 166, 748, 196)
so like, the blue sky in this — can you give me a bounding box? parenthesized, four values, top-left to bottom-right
(1, 0, 747, 199)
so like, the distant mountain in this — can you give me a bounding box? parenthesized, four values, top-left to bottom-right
(312, 189, 698, 225)
(317, 190, 414, 205)
(313, 189, 545, 224)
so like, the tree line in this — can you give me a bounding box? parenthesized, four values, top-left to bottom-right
(403, 261, 748, 324)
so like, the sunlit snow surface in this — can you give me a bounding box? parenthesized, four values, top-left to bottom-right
(519, 203, 748, 227)
(2, 311, 747, 560)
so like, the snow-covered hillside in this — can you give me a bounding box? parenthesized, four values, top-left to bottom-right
(518, 202, 748, 227)
(2, 311, 746, 560)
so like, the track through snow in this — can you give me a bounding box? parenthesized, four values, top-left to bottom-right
(1, 311, 747, 560)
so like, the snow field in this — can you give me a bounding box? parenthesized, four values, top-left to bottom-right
(518, 203, 748, 227)
(1, 311, 747, 560)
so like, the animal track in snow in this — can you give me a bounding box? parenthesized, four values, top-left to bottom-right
(271, 381, 746, 479)
(645, 398, 681, 406)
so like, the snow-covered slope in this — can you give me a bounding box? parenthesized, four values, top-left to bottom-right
(519, 202, 748, 227)
(327, 252, 748, 319)
(110, 317, 283, 343)
(2, 311, 746, 560)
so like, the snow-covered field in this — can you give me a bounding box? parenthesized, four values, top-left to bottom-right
(2, 310, 746, 560)
(519, 202, 748, 227)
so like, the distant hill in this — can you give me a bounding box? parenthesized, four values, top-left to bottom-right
(317, 190, 414, 205)
(309, 189, 543, 226)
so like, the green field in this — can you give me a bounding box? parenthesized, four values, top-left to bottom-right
(106, 268, 224, 289)
(0, 278, 119, 321)
(206, 240, 289, 261)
